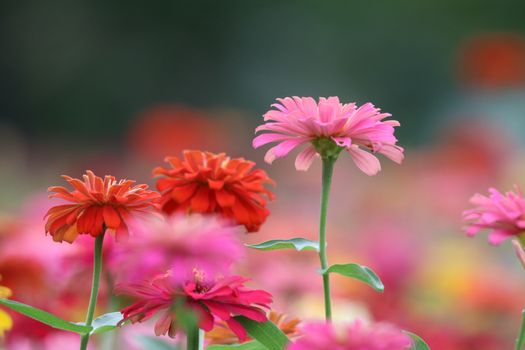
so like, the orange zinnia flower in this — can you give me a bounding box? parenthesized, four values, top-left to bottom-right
(207, 310, 300, 345)
(45, 170, 160, 243)
(153, 150, 275, 232)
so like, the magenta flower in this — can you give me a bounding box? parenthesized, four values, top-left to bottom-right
(116, 270, 272, 341)
(253, 97, 403, 175)
(288, 321, 411, 350)
(463, 186, 525, 245)
(113, 214, 244, 283)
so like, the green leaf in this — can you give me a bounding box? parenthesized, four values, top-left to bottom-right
(135, 335, 178, 350)
(405, 331, 431, 350)
(321, 263, 384, 292)
(0, 299, 92, 334)
(207, 341, 267, 350)
(246, 238, 319, 252)
(90, 312, 124, 334)
(234, 316, 290, 350)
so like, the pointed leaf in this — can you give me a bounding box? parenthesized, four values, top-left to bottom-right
(247, 238, 319, 252)
(322, 263, 384, 292)
(405, 331, 431, 350)
(0, 299, 92, 334)
(90, 312, 124, 334)
(234, 316, 290, 350)
(207, 341, 267, 350)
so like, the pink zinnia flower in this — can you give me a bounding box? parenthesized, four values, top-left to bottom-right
(253, 97, 403, 175)
(463, 186, 525, 245)
(116, 270, 272, 341)
(113, 215, 243, 283)
(288, 320, 411, 350)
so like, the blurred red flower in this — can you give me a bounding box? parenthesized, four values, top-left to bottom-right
(44, 170, 159, 243)
(458, 33, 525, 88)
(153, 150, 275, 232)
(117, 270, 273, 341)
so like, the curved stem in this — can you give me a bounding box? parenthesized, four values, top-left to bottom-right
(319, 157, 335, 321)
(516, 310, 525, 350)
(80, 234, 105, 350)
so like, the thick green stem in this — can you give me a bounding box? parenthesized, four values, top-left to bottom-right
(186, 325, 201, 350)
(79, 234, 105, 350)
(319, 157, 335, 321)
(517, 310, 525, 350)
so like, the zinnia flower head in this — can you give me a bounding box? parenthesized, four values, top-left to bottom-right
(153, 150, 275, 232)
(44, 170, 160, 243)
(253, 97, 404, 175)
(113, 214, 244, 283)
(463, 186, 525, 245)
(116, 269, 272, 341)
(288, 320, 411, 350)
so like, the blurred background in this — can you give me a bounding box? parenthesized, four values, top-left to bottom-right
(1, 1, 525, 349)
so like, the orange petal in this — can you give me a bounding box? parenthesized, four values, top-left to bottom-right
(171, 183, 198, 203)
(216, 189, 236, 207)
(190, 186, 211, 212)
(103, 205, 121, 229)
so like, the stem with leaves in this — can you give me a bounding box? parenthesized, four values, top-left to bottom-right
(319, 157, 335, 321)
(79, 234, 105, 350)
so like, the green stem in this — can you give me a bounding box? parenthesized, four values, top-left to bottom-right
(79, 234, 105, 350)
(516, 310, 525, 350)
(186, 325, 200, 350)
(319, 157, 335, 321)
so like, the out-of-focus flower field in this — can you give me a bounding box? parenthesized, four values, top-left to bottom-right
(1, 104, 524, 349)
(1, 2, 525, 349)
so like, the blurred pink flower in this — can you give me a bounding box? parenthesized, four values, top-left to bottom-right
(116, 270, 272, 341)
(288, 320, 411, 350)
(113, 214, 243, 283)
(253, 97, 403, 175)
(463, 186, 525, 245)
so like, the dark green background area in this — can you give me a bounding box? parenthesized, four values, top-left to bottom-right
(1, 0, 524, 145)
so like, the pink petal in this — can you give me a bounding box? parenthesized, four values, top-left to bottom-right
(347, 145, 381, 176)
(378, 144, 404, 164)
(264, 138, 308, 164)
(488, 229, 512, 245)
(331, 136, 352, 148)
(226, 318, 248, 342)
(252, 133, 294, 148)
(294, 146, 319, 171)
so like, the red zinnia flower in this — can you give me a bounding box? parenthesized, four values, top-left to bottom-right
(153, 150, 275, 232)
(116, 270, 272, 341)
(44, 170, 160, 243)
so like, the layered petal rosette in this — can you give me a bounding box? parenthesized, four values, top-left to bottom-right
(288, 320, 411, 350)
(44, 170, 160, 243)
(116, 270, 272, 341)
(253, 96, 404, 175)
(153, 150, 275, 232)
(463, 185, 525, 245)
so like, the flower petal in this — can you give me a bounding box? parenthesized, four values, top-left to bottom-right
(347, 145, 381, 176)
(294, 146, 319, 171)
